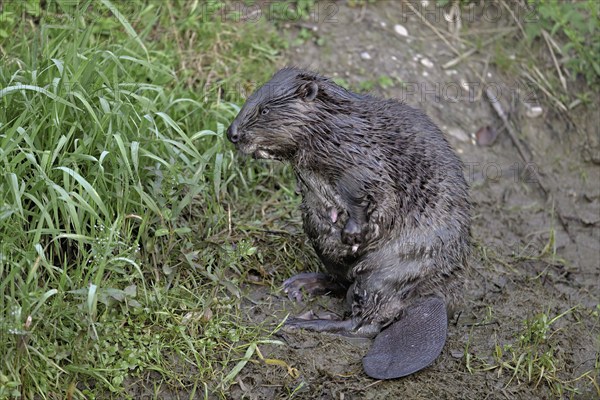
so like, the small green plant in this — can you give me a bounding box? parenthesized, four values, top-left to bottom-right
(378, 75, 395, 89)
(292, 27, 315, 46)
(265, 0, 317, 23)
(466, 307, 596, 396)
(358, 79, 376, 92)
(526, 0, 600, 88)
(348, 0, 378, 7)
(333, 77, 350, 89)
(495, 308, 574, 392)
(355, 75, 397, 92)
(436, 0, 474, 6)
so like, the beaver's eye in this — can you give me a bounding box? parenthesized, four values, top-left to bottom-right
(261, 107, 270, 116)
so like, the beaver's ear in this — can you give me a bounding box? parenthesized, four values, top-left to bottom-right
(299, 81, 319, 102)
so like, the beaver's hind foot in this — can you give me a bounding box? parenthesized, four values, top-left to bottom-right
(284, 296, 448, 380)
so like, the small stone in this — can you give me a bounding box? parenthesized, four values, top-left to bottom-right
(394, 24, 409, 37)
(360, 51, 372, 60)
(526, 105, 543, 118)
(420, 58, 434, 68)
(460, 79, 470, 91)
(450, 349, 464, 359)
(475, 125, 498, 146)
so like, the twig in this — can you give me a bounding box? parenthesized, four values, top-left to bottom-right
(363, 379, 384, 389)
(464, 53, 489, 102)
(474, 55, 491, 102)
(462, 321, 500, 328)
(443, 29, 515, 69)
(524, 70, 587, 145)
(228, 203, 232, 235)
(485, 87, 574, 242)
(542, 29, 563, 55)
(542, 30, 568, 92)
(485, 88, 531, 162)
(445, 1, 461, 35)
(500, 0, 526, 38)
(532, 65, 558, 98)
(402, 0, 461, 57)
(523, 68, 568, 112)
(355, 2, 367, 23)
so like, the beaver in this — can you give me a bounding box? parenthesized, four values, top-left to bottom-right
(226, 67, 471, 379)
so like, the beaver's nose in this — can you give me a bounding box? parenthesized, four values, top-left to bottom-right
(226, 123, 240, 143)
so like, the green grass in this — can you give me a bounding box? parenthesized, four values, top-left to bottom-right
(442, 0, 598, 112)
(0, 1, 297, 398)
(469, 236, 599, 398)
(526, 0, 600, 89)
(465, 306, 598, 397)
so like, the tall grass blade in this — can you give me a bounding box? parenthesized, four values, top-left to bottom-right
(99, 0, 149, 58)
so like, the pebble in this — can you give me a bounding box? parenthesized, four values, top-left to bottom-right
(460, 79, 470, 91)
(420, 58, 434, 68)
(475, 125, 498, 146)
(450, 349, 464, 359)
(394, 24, 409, 37)
(526, 105, 543, 118)
(360, 51, 372, 60)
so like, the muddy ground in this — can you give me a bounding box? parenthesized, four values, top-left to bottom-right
(226, 2, 599, 400)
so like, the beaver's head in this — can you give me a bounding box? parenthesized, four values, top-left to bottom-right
(226, 68, 338, 161)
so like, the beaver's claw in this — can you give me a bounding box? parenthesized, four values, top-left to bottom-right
(341, 219, 365, 248)
(282, 272, 347, 302)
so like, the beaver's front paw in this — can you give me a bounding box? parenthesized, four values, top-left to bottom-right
(341, 219, 365, 248)
(283, 272, 347, 302)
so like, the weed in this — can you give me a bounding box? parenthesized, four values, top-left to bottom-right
(526, 0, 600, 89)
(377, 75, 395, 89)
(466, 306, 597, 397)
(348, 0, 378, 7)
(331, 78, 349, 90)
(265, 0, 317, 23)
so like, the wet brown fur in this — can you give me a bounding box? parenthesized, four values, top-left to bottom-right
(228, 67, 471, 336)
